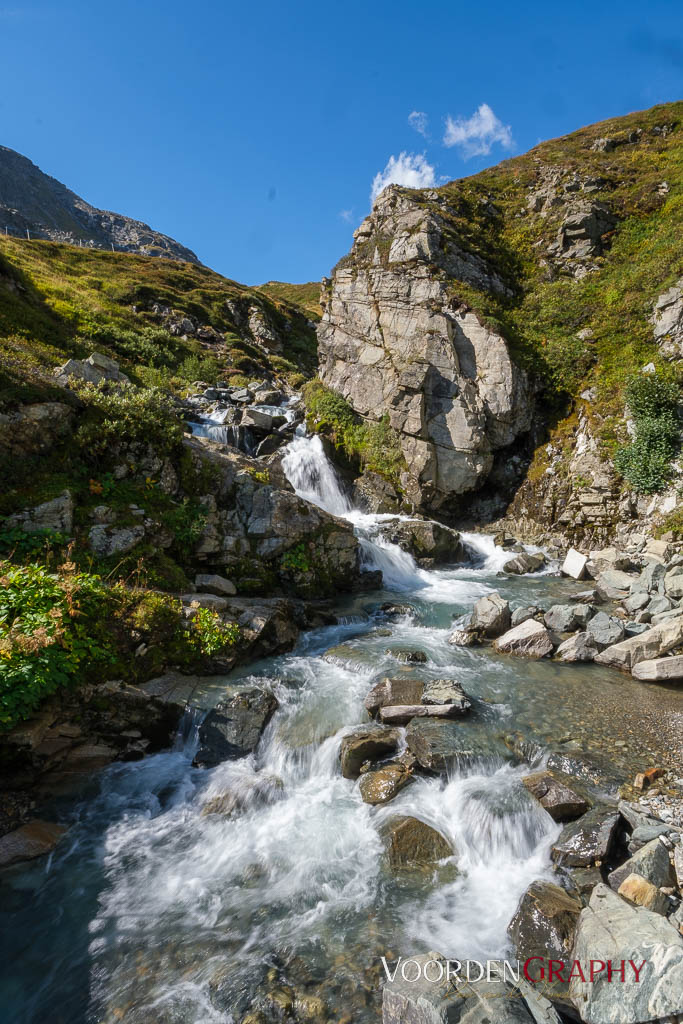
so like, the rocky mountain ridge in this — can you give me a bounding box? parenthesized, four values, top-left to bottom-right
(316, 101, 683, 547)
(0, 144, 199, 262)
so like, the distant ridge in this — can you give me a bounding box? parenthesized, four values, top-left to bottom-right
(0, 145, 199, 263)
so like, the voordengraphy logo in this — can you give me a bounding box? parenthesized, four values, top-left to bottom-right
(380, 957, 648, 985)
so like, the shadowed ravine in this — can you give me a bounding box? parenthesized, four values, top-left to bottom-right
(2, 435, 682, 1024)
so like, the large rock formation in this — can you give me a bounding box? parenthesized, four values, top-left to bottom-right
(0, 144, 199, 262)
(317, 186, 533, 510)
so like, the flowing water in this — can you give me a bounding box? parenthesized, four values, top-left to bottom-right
(3, 435, 683, 1023)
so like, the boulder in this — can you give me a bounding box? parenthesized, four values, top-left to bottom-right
(607, 836, 675, 892)
(617, 873, 670, 915)
(4, 490, 74, 535)
(586, 612, 625, 648)
(88, 523, 145, 557)
(379, 518, 463, 564)
(380, 816, 452, 870)
(471, 592, 510, 637)
(201, 775, 283, 817)
(240, 408, 273, 432)
(651, 276, 683, 359)
(0, 820, 67, 868)
(358, 762, 414, 805)
(551, 805, 620, 866)
(508, 881, 582, 1004)
(643, 538, 674, 564)
(351, 471, 401, 514)
(503, 552, 546, 575)
(54, 352, 129, 384)
(364, 677, 424, 716)
(181, 593, 229, 612)
(522, 770, 590, 822)
(555, 632, 600, 663)
(447, 628, 478, 647)
(405, 719, 484, 772)
(561, 547, 588, 580)
(511, 606, 537, 627)
(568, 884, 683, 1023)
(543, 604, 582, 632)
(421, 679, 472, 711)
(664, 573, 683, 599)
(596, 568, 635, 596)
(194, 574, 237, 596)
(339, 725, 401, 779)
(193, 687, 278, 767)
(387, 647, 427, 664)
(493, 619, 554, 659)
(594, 615, 683, 671)
(631, 655, 683, 682)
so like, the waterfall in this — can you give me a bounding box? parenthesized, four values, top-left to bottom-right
(281, 434, 353, 516)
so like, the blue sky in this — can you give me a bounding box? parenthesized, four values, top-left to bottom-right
(1, 0, 682, 285)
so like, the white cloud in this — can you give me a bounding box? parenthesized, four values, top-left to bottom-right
(443, 103, 514, 158)
(408, 110, 428, 137)
(339, 209, 354, 223)
(370, 152, 436, 203)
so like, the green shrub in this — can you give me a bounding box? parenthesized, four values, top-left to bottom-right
(0, 563, 114, 730)
(76, 381, 183, 457)
(188, 608, 240, 655)
(0, 526, 67, 561)
(614, 373, 681, 493)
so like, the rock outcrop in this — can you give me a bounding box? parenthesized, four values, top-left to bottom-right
(317, 186, 533, 511)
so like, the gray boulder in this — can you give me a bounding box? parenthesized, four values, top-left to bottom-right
(595, 615, 683, 671)
(551, 805, 619, 866)
(543, 604, 582, 632)
(511, 606, 538, 627)
(380, 816, 452, 870)
(632, 655, 683, 682)
(379, 518, 463, 564)
(194, 573, 237, 596)
(555, 631, 599, 663)
(55, 351, 130, 385)
(405, 719, 482, 772)
(569, 883, 683, 1023)
(608, 836, 676, 892)
(194, 687, 278, 767)
(503, 552, 546, 575)
(651, 276, 683, 359)
(471, 592, 510, 637)
(88, 523, 145, 557)
(586, 612, 625, 648)
(493, 619, 554, 659)
(422, 679, 472, 711)
(561, 547, 588, 579)
(4, 490, 74, 535)
(508, 880, 582, 1007)
(365, 677, 424, 716)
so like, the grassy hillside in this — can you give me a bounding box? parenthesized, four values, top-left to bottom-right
(258, 280, 322, 318)
(0, 239, 318, 408)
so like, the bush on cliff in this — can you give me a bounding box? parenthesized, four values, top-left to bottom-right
(614, 372, 681, 493)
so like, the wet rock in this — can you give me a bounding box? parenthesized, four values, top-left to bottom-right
(447, 628, 479, 647)
(471, 592, 510, 637)
(551, 805, 619, 866)
(631, 655, 683, 682)
(594, 614, 683, 671)
(387, 648, 427, 664)
(379, 703, 468, 725)
(359, 763, 414, 805)
(421, 679, 472, 711)
(586, 612, 625, 648)
(339, 725, 401, 779)
(379, 602, 415, 620)
(561, 547, 588, 580)
(554, 631, 599, 663)
(380, 816, 452, 870)
(201, 775, 283, 817)
(508, 880, 582, 1005)
(608, 836, 676, 892)
(352, 470, 401, 514)
(379, 518, 463, 564)
(493, 619, 554, 659)
(405, 719, 483, 772)
(568, 866, 604, 899)
(503, 551, 546, 575)
(194, 573, 237, 596)
(364, 677, 424, 716)
(0, 820, 67, 868)
(522, 770, 591, 822)
(618, 872, 670, 915)
(194, 687, 279, 767)
(569, 883, 683, 1023)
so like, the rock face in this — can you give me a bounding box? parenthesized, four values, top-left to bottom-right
(378, 518, 463, 563)
(652, 276, 683, 359)
(569, 883, 683, 1023)
(0, 144, 199, 261)
(317, 186, 532, 511)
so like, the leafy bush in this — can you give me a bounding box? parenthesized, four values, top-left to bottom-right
(76, 381, 183, 456)
(0, 563, 113, 730)
(281, 542, 311, 573)
(0, 526, 67, 560)
(615, 373, 681, 493)
(188, 607, 240, 655)
(303, 379, 405, 487)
